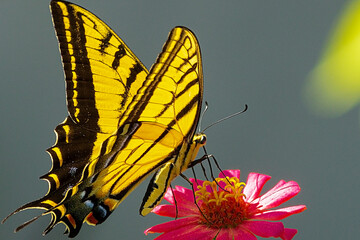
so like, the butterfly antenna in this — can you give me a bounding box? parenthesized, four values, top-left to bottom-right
(198, 101, 209, 132)
(202, 104, 248, 133)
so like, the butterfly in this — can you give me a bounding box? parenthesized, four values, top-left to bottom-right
(2, 0, 206, 237)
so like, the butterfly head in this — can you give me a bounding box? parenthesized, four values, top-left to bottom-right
(193, 133, 207, 147)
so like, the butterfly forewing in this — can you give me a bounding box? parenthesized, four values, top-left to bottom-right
(123, 27, 203, 137)
(88, 27, 203, 212)
(51, 0, 148, 133)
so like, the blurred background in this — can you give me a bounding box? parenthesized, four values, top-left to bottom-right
(1, 0, 359, 239)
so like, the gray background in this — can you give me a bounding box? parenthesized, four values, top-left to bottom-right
(1, 0, 358, 239)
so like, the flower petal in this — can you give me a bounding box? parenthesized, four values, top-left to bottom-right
(174, 186, 196, 205)
(258, 180, 301, 210)
(151, 205, 176, 217)
(281, 228, 298, 240)
(217, 226, 257, 240)
(243, 172, 271, 202)
(189, 178, 205, 193)
(241, 220, 284, 238)
(145, 217, 198, 234)
(151, 227, 215, 240)
(219, 169, 240, 179)
(190, 178, 215, 194)
(163, 187, 176, 204)
(145, 217, 217, 240)
(151, 204, 198, 218)
(165, 186, 196, 208)
(252, 205, 307, 220)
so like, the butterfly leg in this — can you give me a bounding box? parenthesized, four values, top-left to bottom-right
(179, 173, 211, 224)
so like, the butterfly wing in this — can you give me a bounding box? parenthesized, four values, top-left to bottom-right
(58, 26, 204, 235)
(3, 0, 203, 238)
(137, 27, 204, 215)
(3, 0, 147, 232)
(44, 0, 150, 205)
(46, 26, 203, 237)
(91, 26, 204, 216)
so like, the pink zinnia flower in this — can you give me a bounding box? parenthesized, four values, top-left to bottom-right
(145, 170, 306, 240)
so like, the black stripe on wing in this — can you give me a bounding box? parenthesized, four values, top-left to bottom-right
(51, 2, 100, 128)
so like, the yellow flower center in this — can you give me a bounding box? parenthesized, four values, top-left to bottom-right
(195, 177, 248, 228)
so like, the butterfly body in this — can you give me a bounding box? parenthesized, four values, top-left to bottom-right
(3, 0, 205, 237)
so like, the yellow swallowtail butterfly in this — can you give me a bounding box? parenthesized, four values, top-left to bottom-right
(3, 0, 206, 237)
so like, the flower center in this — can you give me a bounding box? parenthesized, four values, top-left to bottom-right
(195, 176, 249, 228)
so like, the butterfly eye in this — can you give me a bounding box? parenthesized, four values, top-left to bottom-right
(194, 134, 206, 145)
(200, 135, 207, 144)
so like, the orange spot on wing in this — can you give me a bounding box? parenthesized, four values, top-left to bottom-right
(85, 212, 98, 226)
(66, 214, 77, 229)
